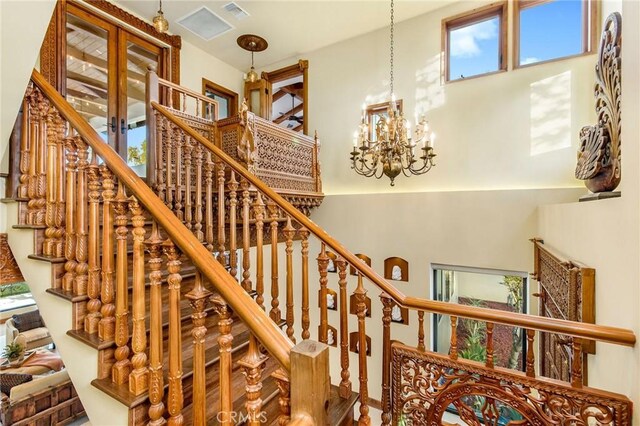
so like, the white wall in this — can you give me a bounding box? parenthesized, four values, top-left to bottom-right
(265, 0, 596, 195)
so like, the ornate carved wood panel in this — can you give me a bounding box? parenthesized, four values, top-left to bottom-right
(531, 238, 595, 386)
(391, 343, 631, 425)
(0, 234, 25, 285)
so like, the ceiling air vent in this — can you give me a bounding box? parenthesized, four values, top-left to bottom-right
(176, 6, 234, 41)
(222, 2, 250, 20)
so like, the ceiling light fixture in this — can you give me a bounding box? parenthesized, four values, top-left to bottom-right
(350, 0, 437, 186)
(152, 0, 169, 34)
(237, 34, 268, 83)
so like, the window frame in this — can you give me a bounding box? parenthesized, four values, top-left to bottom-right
(513, 0, 599, 69)
(441, 1, 508, 83)
(365, 100, 403, 141)
(202, 78, 239, 119)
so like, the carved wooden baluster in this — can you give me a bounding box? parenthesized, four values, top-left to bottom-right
(486, 322, 495, 369)
(17, 95, 30, 199)
(154, 112, 166, 202)
(186, 272, 211, 425)
(112, 183, 131, 385)
(272, 369, 290, 425)
(241, 178, 252, 292)
(380, 294, 393, 426)
(31, 91, 48, 226)
(238, 334, 268, 426)
(299, 226, 310, 340)
(449, 316, 458, 360)
(254, 193, 265, 310)
(417, 311, 425, 351)
(43, 107, 61, 256)
(163, 239, 184, 426)
(216, 159, 227, 264)
(53, 113, 66, 259)
(317, 243, 329, 343)
(167, 87, 174, 109)
(212, 296, 233, 426)
(355, 273, 370, 425)
(84, 152, 102, 334)
(128, 197, 148, 395)
(282, 217, 295, 341)
(183, 136, 193, 230)
(204, 151, 215, 252)
(174, 131, 184, 221)
(62, 134, 78, 292)
(74, 138, 89, 297)
(145, 224, 165, 426)
(526, 329, 536, 377)
(193, 143, 204, 242)
(267, 201, 281, 322)
(227, 171, 239, 280)
(336, 256, 352, 398)
(571, 338, 583, 387)
(98, 166, 116, 341)
(164, 122, 174, 211)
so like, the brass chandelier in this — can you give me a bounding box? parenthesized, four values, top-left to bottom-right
(350, 0, 436, 186)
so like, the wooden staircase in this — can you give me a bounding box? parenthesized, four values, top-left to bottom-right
(3, 68, 637, 426)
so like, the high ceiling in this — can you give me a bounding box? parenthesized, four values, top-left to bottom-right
(117, 1, 450, 71)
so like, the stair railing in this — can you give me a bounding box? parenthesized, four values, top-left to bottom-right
(23, 69, 313, 424)
(150, 81, 636, 425)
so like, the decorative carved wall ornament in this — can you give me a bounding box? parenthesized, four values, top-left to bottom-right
(238, 100, 257, 174)
(575, 13, 622, 194)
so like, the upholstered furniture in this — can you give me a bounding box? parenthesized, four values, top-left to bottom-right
(5, 310, 53, 350)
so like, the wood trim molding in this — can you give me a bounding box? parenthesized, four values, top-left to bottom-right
(202, 78, 239, 116)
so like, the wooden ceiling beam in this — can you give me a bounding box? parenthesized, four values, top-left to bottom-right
(274, 103, 303, 124)
(293, 123, 303, 132)
(67, 46, 146, 82)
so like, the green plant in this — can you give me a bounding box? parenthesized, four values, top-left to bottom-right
(127, 140, 147, 166)
(459, 299, 488, 362)
(2, 342, 24, 360)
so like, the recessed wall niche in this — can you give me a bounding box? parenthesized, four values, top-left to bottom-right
(326, 325, 338, 347)
(326, 251, 338, 273)
(350, 254, 372, 276)
(389, 301, 409, 325)
(349, 293, 372, 318)
(318, 288, 338, 311)
(349, 332, 372, 356)
(384, 257, 409, 282)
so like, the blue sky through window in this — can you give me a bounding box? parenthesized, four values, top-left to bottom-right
(520, 0, 583, 65)
(449, 16, 500, 81)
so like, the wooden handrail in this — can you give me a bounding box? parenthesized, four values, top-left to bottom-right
(30, 69, 294, 370)
(158, 76, 220, 110)
(152, 100, 637, 348)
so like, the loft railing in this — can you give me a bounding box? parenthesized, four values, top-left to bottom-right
(15, 67, 636, 425)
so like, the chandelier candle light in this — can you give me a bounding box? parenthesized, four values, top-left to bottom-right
(350, 0, 436, 186)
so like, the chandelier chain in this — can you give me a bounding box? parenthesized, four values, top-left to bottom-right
(390, 0, 394, 97)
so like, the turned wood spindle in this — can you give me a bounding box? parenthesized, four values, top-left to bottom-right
(571, 337, 583, 388)
(43, 107, 63, 257)
(186, 271, 212, 425)
(18, 95, 30, 199)
(272, 369, 291, 425)
(216, 159, 227, 264)
(153, 113, 166, 202)
(111, 183, 131, 385)
(337, 256, 352, 398)
(238, 334, 268, 426)
(299, 226, 310, 340)
(84, 152, 102, 334)
(145, 224, 166, 426)
(62, 135, 78, 292)
(204, 151, 214, 252)
(193, 143, 204, 242)
(241, 178, 252, 292)
(253, 192, 265, 310)
(380, 294, 393, 426)
(227, 171, 239, 280)
(417, 311, 425, 351)
(163, 239, 184, 426)
(317, 243, 330, 343)
(98, 165, 116, 342)
(486, 322, 495, 369)
(128, 197, 148, 395)
(526, 329, 536, 377)
(282, 217, 296, 341)
(449, 316, 458, 360)
(183, 136, 193, 230)
(53, 114, 67, 259)
(355, 274, 370, 425)
(74, 138, 89, 297)
(212, 296, 233, 426)
(268, 201, 281, 322)
(174, 131, 184, 221)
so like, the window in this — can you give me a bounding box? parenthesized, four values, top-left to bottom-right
(442, 2, 507, 82)
(365, 100, 402, 142)
(202, 78, 239, 120)
(515, 0, 598, 67)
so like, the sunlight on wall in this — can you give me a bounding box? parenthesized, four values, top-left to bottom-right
(529, 71, 572, 156)
(415, 54, 445, 115)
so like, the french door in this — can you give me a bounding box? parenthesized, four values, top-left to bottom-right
(65, 3, 166, 177)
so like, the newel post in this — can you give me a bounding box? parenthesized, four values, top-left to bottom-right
(290, 340, 330, 425)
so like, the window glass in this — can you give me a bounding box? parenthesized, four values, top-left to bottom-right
(206, 91, 230, 119)
(449, 16, 500, 81)
(519, 0, 583, 65)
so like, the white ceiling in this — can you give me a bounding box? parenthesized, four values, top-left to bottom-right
(117, 1, 451, 71)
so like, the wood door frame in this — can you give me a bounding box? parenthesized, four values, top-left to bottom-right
(261, 60, 309, 135)
(202, 78, 239, 118)
(40, 0, 181, 93)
